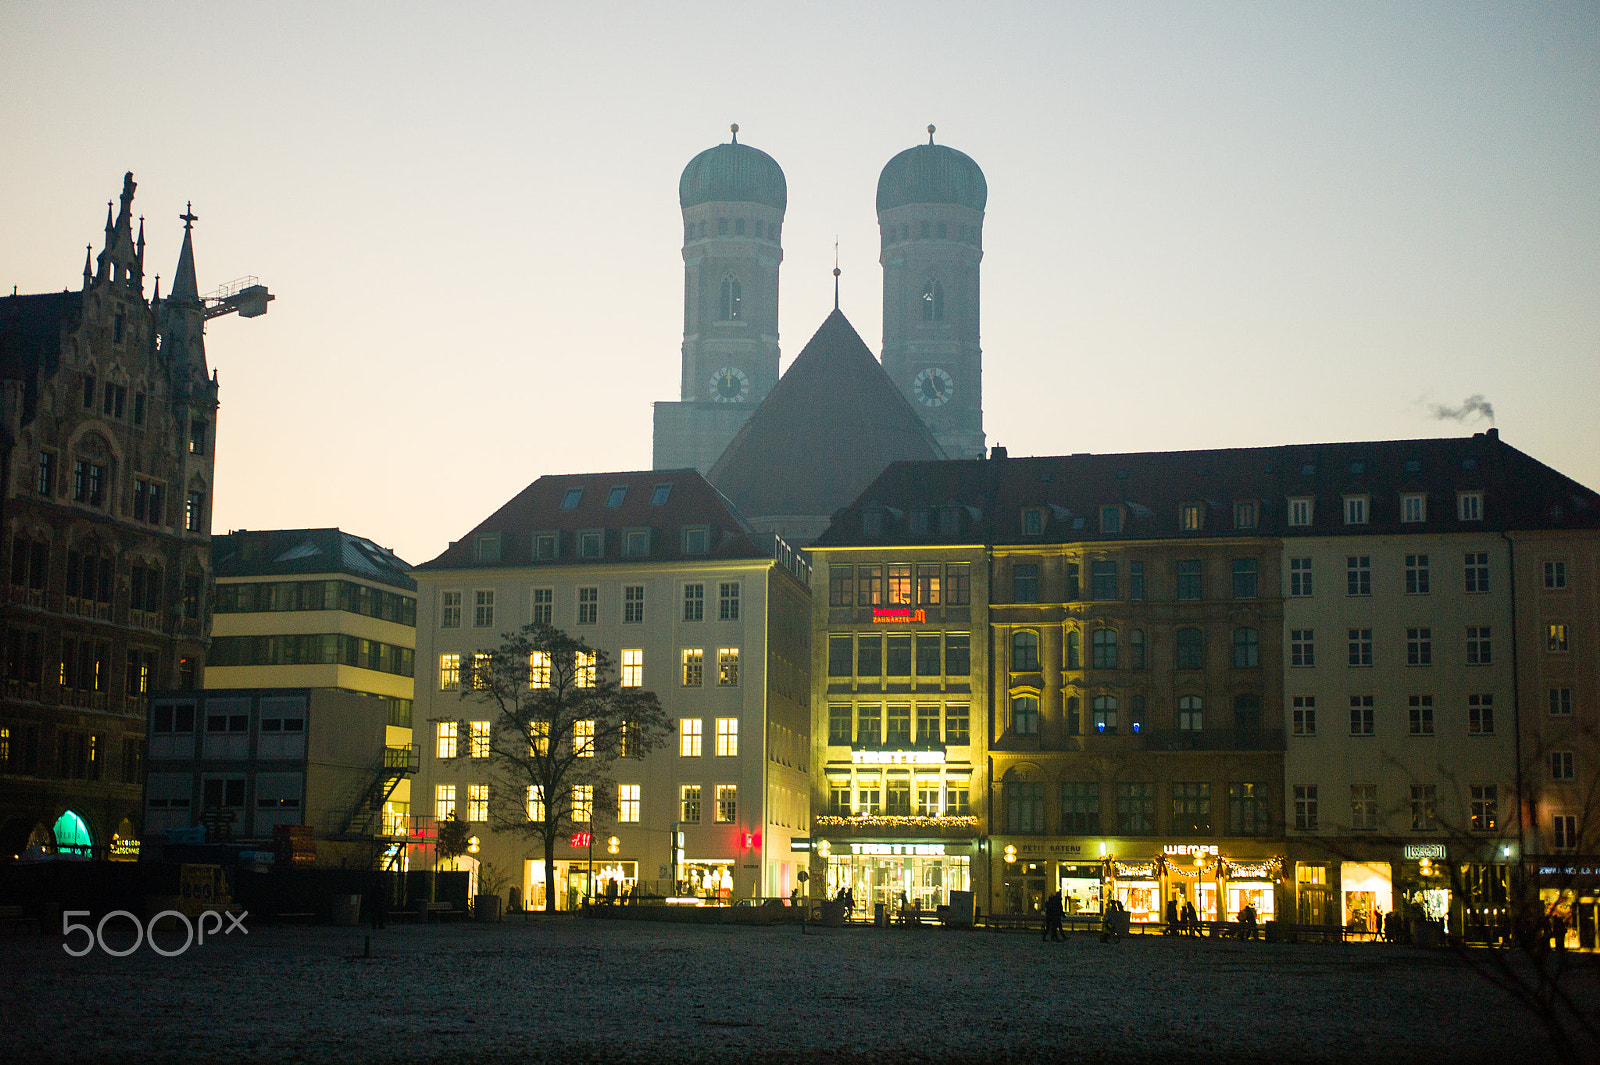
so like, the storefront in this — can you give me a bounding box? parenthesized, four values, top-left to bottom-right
(680, 859, 735, 901)
(1003, 842, 1283, 925)
(823, 840, 974, 917)
(1530, 859, 1599, 951)
(1340, 861, 1392, 936)
(1058, 863, 1103, 915)
(523, 858, 641, 911)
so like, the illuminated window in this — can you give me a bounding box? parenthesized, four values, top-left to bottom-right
(621, 649, 642, 687)
(441, 591, 461, 628)
(680, 718, 703, 757)
(469, 721, 490, 758)
(470, 653, 491, 689)
(436, 721, 458, 759)
(682, 649, 703, 686)
(717, 648, 739, 686)
(467, 784, 489, 822)
(434, 784, 456, 820)
(715, 785, 737, 823)
(1548, 623, 1569, 653)
(1180, 503, 1202, 531)
(887, 565, 912, 605)
(575, 651, 596, 688)
(529, 651, 551, 688)
(618, 784, 640, 823)
(572, 785, 592, 823)
(527, 785, 544, 822)
(715, 717, 738, 756)
(438, 653, 460, 691)
(574, 719, 594, 757)
(680, 785, 702, 823)
(528, 721, 549, 757)
(917, 565, 941, 605)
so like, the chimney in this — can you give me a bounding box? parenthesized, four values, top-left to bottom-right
(990, 445, 1007, 461)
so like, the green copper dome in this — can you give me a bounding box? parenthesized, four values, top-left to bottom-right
(680, 127, 787, 212)
(876, 131, 987, 214)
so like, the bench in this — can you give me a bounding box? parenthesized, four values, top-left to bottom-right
(411, 900, 468, 922)
(0, 905, 39, 934)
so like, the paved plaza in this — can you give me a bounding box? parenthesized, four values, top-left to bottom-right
(2, 915, 1594, 1064)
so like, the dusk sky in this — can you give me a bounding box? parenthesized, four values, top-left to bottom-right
(3, 3, 1596, 566)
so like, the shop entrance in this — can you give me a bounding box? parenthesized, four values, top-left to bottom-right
(1227, 882, 1275, 922)
(1116, 880, 1160, 923)
(1003, 861, 1045, 915)
(1057, 864, 1102, 915)
(1341, 861, 1392, 936)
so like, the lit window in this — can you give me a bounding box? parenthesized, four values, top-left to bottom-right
(680, 718, 703, 757)
(715, 717, 738, 756)
(574, 651, 596, 688)
(574, 719, 594, 757)
(529, 651, 551, 689)
(680, 785, 702, 823)
(572, 785, 592, 823)
(1548, 623, 1569, 653)
(717, 648, 739, 686)
(527, 785, 544, 822)
(715, 785, 737, 823)
(434, 784, 456, 820)
(467, 784, 489, 822)
(528, 721, 549, 757)
(621, 649, 642, 687)
(618, 784, 640, 823)
(436, 721, 458, 759)
(469, 721, 490, 758)
(439, 653, 461, 691)
(1180, 503, 1202, 531)
(682, 648, 703, 686)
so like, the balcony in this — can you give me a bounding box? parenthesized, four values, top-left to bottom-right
(1139, 728, 1285, 753)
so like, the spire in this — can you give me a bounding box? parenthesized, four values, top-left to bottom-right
(169, 203, 200, 302)
(832, 237, 840, 311)
(150, 274, 160, 308)
(82, 244, 93, 289)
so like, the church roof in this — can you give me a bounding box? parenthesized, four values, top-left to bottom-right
(707, 309, 946, 525)
(680, 130, 788, 212)
(877, 137, 987, 214)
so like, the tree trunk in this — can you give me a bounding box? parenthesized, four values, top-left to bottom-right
(544, 833, 557, 913)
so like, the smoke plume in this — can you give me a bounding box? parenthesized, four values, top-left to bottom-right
(1429, 394, 1495, 425)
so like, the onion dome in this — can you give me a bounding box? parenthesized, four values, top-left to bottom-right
(679, 124, 788, 211)
(876, 125, 987, 213)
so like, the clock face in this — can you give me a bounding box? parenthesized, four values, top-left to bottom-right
(913, 366, 955, 407)
(709, 366, 750, 403)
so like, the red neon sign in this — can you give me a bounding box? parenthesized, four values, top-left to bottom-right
(871, 608, 925, 624)
(570, 832, 592, 848)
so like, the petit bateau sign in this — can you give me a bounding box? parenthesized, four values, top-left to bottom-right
(871, 608, 925, 624)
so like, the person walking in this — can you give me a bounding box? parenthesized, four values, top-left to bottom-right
(1043, 890, 1065, 941)
(1166, 896, 1181, 935)
(1182, 898, 1198, 936)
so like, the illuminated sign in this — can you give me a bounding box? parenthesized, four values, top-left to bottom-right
(1537, 866, 1597, 876)
(791, 838, 811, 852)
(871, 608, 926, 624)
(1163, 844, 1218, 857)
(850, 843, 946, 856)
(1404, 844, 1446, 860)
(851, 750, 946, 766)
(570, 832, 592, 848)
(109, 837, 141, 861)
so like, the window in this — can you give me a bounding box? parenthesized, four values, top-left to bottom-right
(1553, 814, 1578, 850)
(1551, 751, 1575, 781)
(621, 649, 642, 687)
(1012, 696, 1039, 736)
(474, 590, 494, 628)
(577, 586, 598, 625)
(1128, 561, 1145, 601)
(131, 478, 163, 523)
(574, 651, 595, 688)
(715, 717, 738, 757)
(573, 719, 595, 758)
(1294, 785, 1319, 831)
(1550, 687, 1573, 716)
(532, 588, 553, 625)
(624, 585, 645, 624)
(1464, 552, 1489, 593)
(921, 279, 945, 321)
(1176, 560, 1202, 600)
(1061, 782, 1100, 833)
(441, 591, 461, 628)
(829, 567, 854, 606)
(1092, 695, 1118, 735)
(434, 784, 456, 820)
(946, 788, 970, 816)
(719, 582, 740, 621)
(604, 485, 627, 508)
(828, 784, 851, 816)
(1012, 564, 1038, 603)
(679, 718, 702, 757)
(1288, 498, 1313, 527)
(1290, 629, 1314, 668)
(184, 490, 205, 531)
(916, 635, 941, 676)
(828, 705, 851, 745)
(1090, 561, 1117, 600)
(1350, 696, 1374, 736)
(1129, 629, 1146, 669)
(1006, 782, 1045, 833)
(857, 703, 881, 744)
(1179, 503, 1203, 531)
(1410, 785, 1437, 831)
(1234, 500, 1258, 530)
(679, 647, 706, 689)
(946, 564, 970, 605)
(188, 418, 208, 455)
(1457, 491, 1482, 521)
(719, 276, 742, 320)
(1232, 559, 1258, 599)
(1351, 784, 1378, 831)
(917, 703, 940, 743)
(439, 654, 461, 691)
(682, 526, 710, 555)
(1233, 627, 1259, 668)
(1292, 696, 1315, 736)
(1116, 782, 1154, 834)
(717, 647, 740, 686)
(861, 511, 883, 538)
(1405, 555, 1430, 594)
(1406, 627, 1432, 666)
(617, 784, 640, 823)
(528, 651, 551, 689)
(1289, 557, 1313, 597)
(1408, 695, 1434, 735)
(469, 721, 490, 758)
(1065, 630, 1080, 670)
(1466, 626, 1491, 665)
(1548, 623, 1569, 653)
(945, 704, 970, 745)
(715, 785, 737, 823)
(1544, 561, 1568, 589)
(578, 531, 602, 559)
(1066, 562, 1080, 600)
(571, 785, 592, 823)
(1012, 630, 1039, 672)
(1229, 783, 1270, 835)
(1102, 506, 1123, 534)
(1178, 695, 1203, 731)
(1176, 628, 1203, 670)
(1401, 494, 1426, 523)
(857, 635, 882, 676)
(683, 584, 704, 621)
(886, 703, 911, 743)
(1091, 629, 1118, 669)
(1346, 556, 1371, 596)
(465, 784, 488, 822)
(827, 635, 852, 678)
(35, 450, 55, 496)
(528, 721, 549, 758)
(650, 483, 671, 506)
(1348, 629, 1372, 667)
(1343, 496, 1368, 525)
(680, 785, 701, 823)
(1021, 509, 1044, 536)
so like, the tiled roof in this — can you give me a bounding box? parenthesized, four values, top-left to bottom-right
(416, 468, 772, 571)
(815, 431, 1600, 546)
(708, 309, 944, 526)
(213, 528, 417, 590)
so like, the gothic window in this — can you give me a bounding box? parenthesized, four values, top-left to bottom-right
(719, 276, 742, 321)
(920, 279, 944, 322)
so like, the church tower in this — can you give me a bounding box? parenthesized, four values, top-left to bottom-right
(652, 125, 787, 474)
(877, 126, 987, 459)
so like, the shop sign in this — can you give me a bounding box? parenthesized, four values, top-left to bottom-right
(1537, 865, 1598, 877)
(849, 843, 946, 856)
(1163, 844, 1218, 857)
(570, 832, 592, 848)
(851, 749, 945, 765)
(109, 837, 140, 861)
(791, 838, 811, 852)
(871, 608, 926, 624)
(1404, 844, 1447, 860)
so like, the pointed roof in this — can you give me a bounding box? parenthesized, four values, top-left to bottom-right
(707, 309, 945, 525)
(169, 204, 200, 303)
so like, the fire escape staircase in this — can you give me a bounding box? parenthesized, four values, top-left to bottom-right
(340, 744, 419, 840)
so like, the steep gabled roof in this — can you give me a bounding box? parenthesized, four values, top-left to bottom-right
(708, 309, 945, 524)
(417, 468, 772, 571)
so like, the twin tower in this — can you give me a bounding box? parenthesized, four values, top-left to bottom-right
(652, 125, 988, 473)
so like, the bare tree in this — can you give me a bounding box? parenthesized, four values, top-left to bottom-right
(455, 624, 671, 913)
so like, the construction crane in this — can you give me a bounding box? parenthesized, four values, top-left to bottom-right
(201, 276, 274, 321)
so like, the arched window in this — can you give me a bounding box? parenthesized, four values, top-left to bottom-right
(1092, 696, 1118, 734)
(1012, 630, 1039, 672)
(920, 279, 945, 322)
(52, 809, 92, 856)
(1179, 695, 1203, 731)
(1012, 695, 1039, 736)
(719, 277, 743, 321)
(1176, 627, 1204, 670)
(1066, 630, 1080, 670)
(1233, 627, 1259, 668)
(1129, 629, 1146, 669)
(1091, 629, 1118, 669)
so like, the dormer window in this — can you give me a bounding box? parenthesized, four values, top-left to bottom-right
(533, 532, 558, 560)
(1288, 497, 1313, 527)
(682, 526, 711, 555)
(1179, 503, 1203, 531)
(578, 531, 603, 559)
(1233, 501, 1258, 530)
(623, 529, 650, 557)
(474, 534, 501, 563)
(861, 510, 883, 537)
(561, 488, 583, 510)
(606, 486, 628, 508)
(1401, 493, 1426, 523)
(1344, 495, 1369, 525)
(1458, 491, 1483, 521)
(1100, 506, 1123, 535)
(907, 510, 930, 536)
(1021, 508, 1045, 537)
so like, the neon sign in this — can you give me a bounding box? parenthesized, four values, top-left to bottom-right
(849, 843, 946, 856)
(570, 832, 592, 848)
(871, 608, 926, 624)
(851, 750, 946, 765)
(1163, 844, 1218, 856)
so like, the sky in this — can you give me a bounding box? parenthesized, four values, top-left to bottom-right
(3, 2, 1596, 566)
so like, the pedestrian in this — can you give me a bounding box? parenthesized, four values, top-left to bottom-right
(1182, 898, 1198, 936)
(1165, 896, 1181, 935)
(1043, 890, 1065, 942)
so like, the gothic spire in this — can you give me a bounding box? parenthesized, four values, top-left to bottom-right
(169, 203, 200, 303)
(82, 244, 93, 289)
